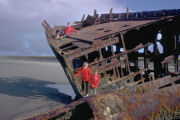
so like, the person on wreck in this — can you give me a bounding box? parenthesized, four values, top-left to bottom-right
(56, 22, 78, 39)
(89, 69, 100, 95)
(75, 62, 91, 96)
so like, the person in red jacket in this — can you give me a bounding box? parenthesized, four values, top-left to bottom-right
(75, 62, 91, 96)
(64, 22, 78, 36)
(89, 70, 100, 95)
(57, 22, 78, 39)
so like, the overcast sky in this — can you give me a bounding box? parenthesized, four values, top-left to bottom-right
(0, 0, 179, 56)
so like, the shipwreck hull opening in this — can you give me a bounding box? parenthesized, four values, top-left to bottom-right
(49, 102, 94, 120)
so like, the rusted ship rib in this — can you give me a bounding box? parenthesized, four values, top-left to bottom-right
(42, 8, 180, 98)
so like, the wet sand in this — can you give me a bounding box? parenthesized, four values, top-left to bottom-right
(0, 56, 75, 120)
(0, 56, 179, 120)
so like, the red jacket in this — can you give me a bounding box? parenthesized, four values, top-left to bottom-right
(64, 26, 78, 35)
(75, 67, 91, 82)
(90, 74, 100, 88)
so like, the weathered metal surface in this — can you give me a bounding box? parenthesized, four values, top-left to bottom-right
(41, 8, 180, 98)
(99, 9, 180, 22)
(22, 75, 180, 120)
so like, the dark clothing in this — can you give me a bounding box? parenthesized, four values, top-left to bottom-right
(58, 31, 68, 38)
(82, 81, 89, 94)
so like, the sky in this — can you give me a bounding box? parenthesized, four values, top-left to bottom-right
(0, 0, 180, 56)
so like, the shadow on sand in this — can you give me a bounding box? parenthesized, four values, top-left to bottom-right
(0, 77, 72, 104)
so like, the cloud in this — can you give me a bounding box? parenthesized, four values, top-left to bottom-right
(1, 0, 179, 56)
(0, 0, 125, 56)
(0, 0, 9, 6)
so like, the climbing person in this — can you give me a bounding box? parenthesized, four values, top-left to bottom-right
(64, 22, 78, 36)
(75, 62, 91, 96)
(57, 22, 79, 39)
(56, 30, 65, 39)
(89, 69, 100, 95)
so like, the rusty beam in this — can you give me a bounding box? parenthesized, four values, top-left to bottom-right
(173, 35, 179, 72)
(175, 55, 179, 72)
(82, 43, 152, 70)
(66, 36, 119, 57)
(99, 9, 180, 22)
(174, 35, 177, 49)
(144, 47, 149, 69)
(110, 8, 113, 21)
(126, 7, 129, 19)
(118, 13, 121, 20)
(106, 68, 148, 87)
(81, 14, 85, 22)
(120, 33, 131, 74)
(161, 55, 174, 64)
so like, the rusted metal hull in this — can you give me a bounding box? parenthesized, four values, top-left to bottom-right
(32, 8, 180, 119)
(22, 75, 180, 120)
(42, 9, 180, 97)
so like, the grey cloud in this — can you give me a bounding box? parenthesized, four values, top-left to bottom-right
(0, 0, 124, 56)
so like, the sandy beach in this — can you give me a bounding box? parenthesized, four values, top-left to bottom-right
(0, 56, 75, 120)
(0, 56, 179, 120)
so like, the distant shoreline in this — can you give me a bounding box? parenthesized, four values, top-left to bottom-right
(0, 55, 179, 63)
(0, 56, 58, 63)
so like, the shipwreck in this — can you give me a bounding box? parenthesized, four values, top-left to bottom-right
(42, 8, 180, 98)
(23, 8, 180, 120)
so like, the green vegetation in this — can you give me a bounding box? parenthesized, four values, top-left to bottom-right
(119, 89, 131, 96)
(149, 106, 180, 120)
(136, 84, 152, 94)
